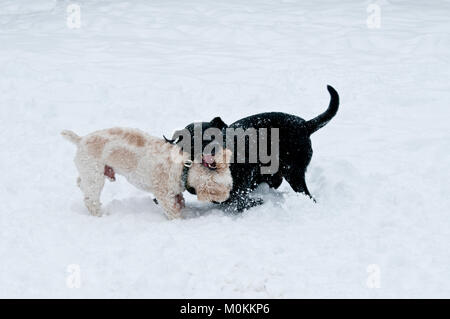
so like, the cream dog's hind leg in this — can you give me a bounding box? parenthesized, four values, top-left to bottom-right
(75, 154, 105, 217)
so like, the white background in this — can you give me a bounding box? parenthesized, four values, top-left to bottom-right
(0, 0, 449, 297)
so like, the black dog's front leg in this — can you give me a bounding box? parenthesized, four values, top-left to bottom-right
(220, 190, 264, 213)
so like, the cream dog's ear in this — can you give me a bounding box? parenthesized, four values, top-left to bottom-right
(224, 148, 232, 163)
(214, 148, 232, 164)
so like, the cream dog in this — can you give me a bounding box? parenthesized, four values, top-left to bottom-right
(62, 127, 232, 219)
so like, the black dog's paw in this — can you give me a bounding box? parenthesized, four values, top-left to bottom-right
(221, 197, 264, 213)
(248, 197, 264, 208)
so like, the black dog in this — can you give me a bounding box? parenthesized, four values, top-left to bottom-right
(169, 85, 339, 212)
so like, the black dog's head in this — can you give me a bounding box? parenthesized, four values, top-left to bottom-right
(165, 117, 230, 197)
(167, 117, 228, 159)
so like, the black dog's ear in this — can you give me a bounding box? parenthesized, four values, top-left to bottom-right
(170, 129, 185, 144)
(210, 117, 228, 130)
(163, 135, 175, 144)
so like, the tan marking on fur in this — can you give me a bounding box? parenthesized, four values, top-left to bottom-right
(108, 128, 145, 147)
(123, 131, 146, 147)
(86, 136, 108, 158)
(107, 148, 138, 172)
(108, 128, 124, 135)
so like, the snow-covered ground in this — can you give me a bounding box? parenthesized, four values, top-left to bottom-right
(1, 0, 449, 298)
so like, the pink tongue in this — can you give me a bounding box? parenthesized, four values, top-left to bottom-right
(202, 154, 215, 166)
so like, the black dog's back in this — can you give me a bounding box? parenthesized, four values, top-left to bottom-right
(229, 85, 339, 136)
(227, 85, 339, 197)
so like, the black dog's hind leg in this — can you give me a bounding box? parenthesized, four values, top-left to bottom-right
(284, 172, 315, 202)
(261, 172, 283, 189)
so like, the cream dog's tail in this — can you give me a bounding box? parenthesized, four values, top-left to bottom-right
(61, 130, 81, 145)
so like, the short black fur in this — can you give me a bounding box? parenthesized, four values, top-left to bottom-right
(171, 85, 339, 212)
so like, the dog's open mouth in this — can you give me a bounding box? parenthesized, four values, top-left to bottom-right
(202, 154, 217, 170)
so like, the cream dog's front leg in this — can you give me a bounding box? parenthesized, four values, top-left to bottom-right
(155, 191, 184, 219)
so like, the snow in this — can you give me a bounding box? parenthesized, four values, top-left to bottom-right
(1, 0, 449, 298)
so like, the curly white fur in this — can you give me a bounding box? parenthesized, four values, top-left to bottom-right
(62, 127, 232, 219)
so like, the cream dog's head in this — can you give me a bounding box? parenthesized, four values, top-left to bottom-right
(186, 148, 233, 203)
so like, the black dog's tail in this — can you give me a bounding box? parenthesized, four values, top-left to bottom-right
(305, 85, 339, 135)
